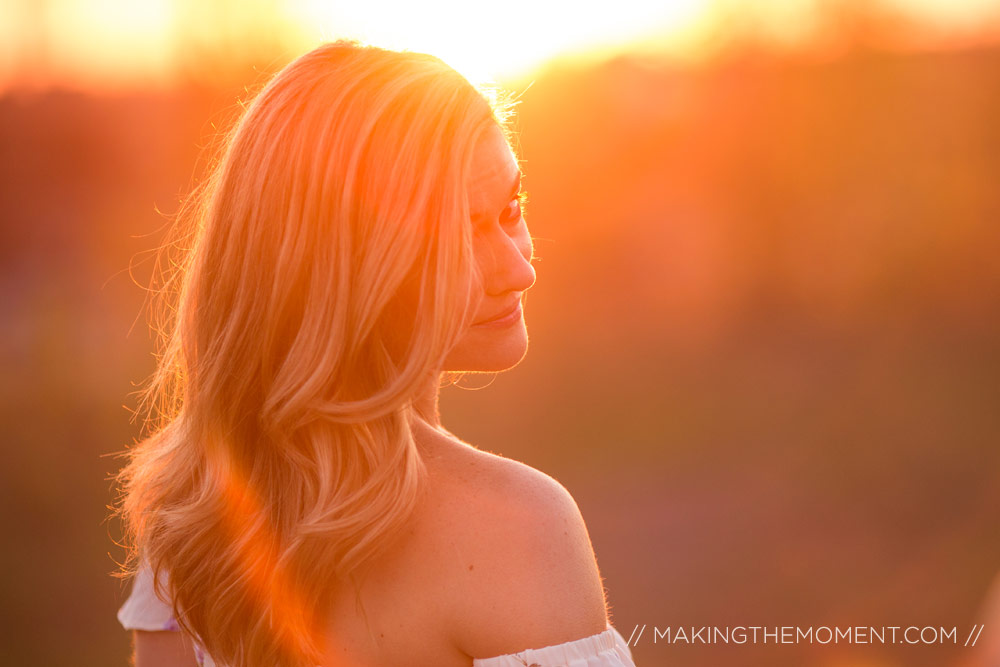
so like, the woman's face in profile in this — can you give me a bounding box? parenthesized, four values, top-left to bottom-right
(441, 124, 536, 373)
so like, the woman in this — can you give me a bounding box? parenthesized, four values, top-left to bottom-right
(115, 41, 636, 667)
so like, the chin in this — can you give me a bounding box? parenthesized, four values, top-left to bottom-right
(442, 327, 529, 373)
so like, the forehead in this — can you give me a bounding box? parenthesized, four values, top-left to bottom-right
(467, 125, 520, 216)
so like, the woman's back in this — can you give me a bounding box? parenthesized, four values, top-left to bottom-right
(318, 423, 610, 666)
(124, 424, 627, 666)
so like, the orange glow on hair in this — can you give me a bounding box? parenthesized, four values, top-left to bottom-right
(116, 41, 518, 666)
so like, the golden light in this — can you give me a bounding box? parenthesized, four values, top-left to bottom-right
(1, 0, 999, 91)
(889, 0, 1000, 25)
(286, 0, 710, 84)
(2, 0, 175, 90)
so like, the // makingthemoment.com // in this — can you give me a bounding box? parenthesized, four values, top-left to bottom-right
(624, 624, 985, 647)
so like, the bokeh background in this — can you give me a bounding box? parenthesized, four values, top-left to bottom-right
(1, 1, 999, 665)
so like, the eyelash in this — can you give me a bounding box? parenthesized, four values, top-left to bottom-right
(500, 191, 529, 226)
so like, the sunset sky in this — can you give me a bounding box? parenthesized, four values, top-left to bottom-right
(1, 0, 998, 90)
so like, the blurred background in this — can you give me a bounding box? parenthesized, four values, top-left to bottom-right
(1, 0, 999, 665)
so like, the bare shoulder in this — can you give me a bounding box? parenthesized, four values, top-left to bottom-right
(133, 630, 199, 667)
(420, 436, 610, 659)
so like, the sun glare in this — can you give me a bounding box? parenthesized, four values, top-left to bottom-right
(286, 0, 710, 84)
(1, 0, 999, 90)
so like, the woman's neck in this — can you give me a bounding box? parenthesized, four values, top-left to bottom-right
(411, 371, 443, 428)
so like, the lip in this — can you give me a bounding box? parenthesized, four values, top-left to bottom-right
(473, 301, 523, 328)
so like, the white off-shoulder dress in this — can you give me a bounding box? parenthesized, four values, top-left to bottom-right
(118, 566, 637, 667)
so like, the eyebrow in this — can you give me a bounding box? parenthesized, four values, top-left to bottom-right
(470, 171, 523, 220)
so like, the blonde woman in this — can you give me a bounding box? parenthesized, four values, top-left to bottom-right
(115, 41, 636, 667)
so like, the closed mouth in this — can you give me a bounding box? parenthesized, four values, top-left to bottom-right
(473, 301, 522, 326)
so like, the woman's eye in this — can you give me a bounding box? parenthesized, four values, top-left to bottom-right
(499, 194, 526, 226)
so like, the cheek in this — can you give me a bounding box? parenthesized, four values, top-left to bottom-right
(470, 231, 493, 274)
(467, 234, 495, 295)
(454, 261, 486, 322)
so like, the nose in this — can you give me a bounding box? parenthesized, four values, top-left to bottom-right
(483, 225, 536, 296)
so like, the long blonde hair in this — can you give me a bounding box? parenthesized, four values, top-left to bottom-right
(117, 41, 513, 666)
